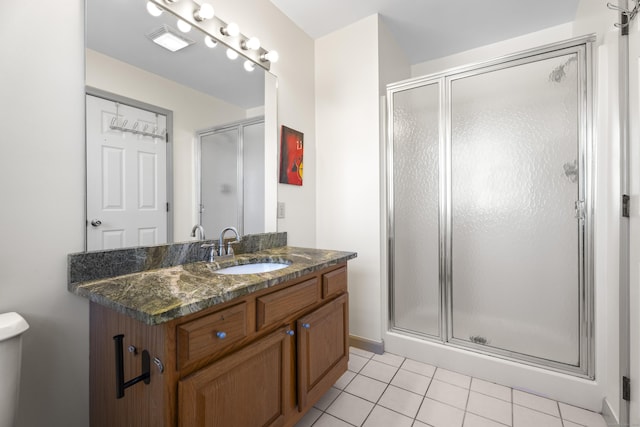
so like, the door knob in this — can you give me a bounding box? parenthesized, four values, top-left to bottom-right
(91, 219, 102, 227)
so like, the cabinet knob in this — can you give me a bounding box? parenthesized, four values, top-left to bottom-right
(302, 323, 310, 329)
(216, 331, 227, 339)
(286, 330, 295, 336)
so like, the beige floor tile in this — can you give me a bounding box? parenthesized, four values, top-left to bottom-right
(360, 359, 400, 383)
(313, 413, 354, 427)
(391, 369, 432, 395)
(344, 374, 388, 403)
(471, 378, 511, 402)
(434, 368, 472, 389)
(402, 358, 436, 377)
(467, 391, 512, 426)
(416, 397, 465, 427)
(314, 387, 341, 411)
(426, 379, 470, 409)
(294, 407, 322, 427)
(464, 412, 511, 427)
(350, 346, 375, 359)
(333, 369, 356, 390)
(513, 389, 559, 417)
(363, 405, 414, 427)
(378, 385, 423, 418)
(348, 354, 369, 373)
(372, 352, 406, 367)
(326, 391, 375, 426)
(513, 404, 562, 427)
(559, 403, 607, 427)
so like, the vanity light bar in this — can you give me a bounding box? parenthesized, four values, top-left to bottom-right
(148, 0, 276, 71)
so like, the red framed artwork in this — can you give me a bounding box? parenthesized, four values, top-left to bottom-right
(279, 126, 303, 186)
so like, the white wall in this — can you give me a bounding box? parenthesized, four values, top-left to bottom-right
(316, 15, 410, 342)
(209, 0, 317, 247)
(0, 1, 316, 425)
(573, 0, 621, 420)
(86, 49, 247, 242)
(0, 1, 88, 426)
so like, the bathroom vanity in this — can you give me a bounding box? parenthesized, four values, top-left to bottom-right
(69, 241, 355, 427)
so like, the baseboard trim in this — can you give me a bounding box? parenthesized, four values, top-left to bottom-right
(601, 397, 618, 427)
(349, 335, 384, 354)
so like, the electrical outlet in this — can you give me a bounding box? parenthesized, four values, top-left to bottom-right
(277, 202, 285, 219)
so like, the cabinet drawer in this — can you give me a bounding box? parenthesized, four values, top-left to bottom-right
(256, 278, 319, 330)
(177, 302, 247, 369)
(322, 266, 347, 298)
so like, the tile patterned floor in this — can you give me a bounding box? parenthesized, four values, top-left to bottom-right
(295, 347, 608, 427)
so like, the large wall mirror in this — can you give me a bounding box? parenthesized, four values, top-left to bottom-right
(85, 0, 277, 251)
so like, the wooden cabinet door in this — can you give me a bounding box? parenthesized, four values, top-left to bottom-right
(296, 293, 349, 411)
(179, 327, 292, 427)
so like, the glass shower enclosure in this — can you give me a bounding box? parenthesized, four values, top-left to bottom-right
(198, 117, 265, 236)
(387, 37, 594, 377)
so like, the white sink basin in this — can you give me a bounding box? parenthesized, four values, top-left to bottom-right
(214, 262, 290, 275)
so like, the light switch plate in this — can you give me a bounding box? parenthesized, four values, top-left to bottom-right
(277, 202, 285, 219)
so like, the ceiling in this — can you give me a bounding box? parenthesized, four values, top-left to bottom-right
(87, 0, 582, 107)
(269, 0, 581, 65)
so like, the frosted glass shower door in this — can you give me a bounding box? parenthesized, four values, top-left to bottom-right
(201, 128, 240, 234)
(390, 82, 442, 338)
(449, 53, 582, 365)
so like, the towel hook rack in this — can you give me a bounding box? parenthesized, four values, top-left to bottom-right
(608, 0, 639, 30)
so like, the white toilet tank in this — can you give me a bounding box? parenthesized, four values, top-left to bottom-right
(0, 312, 29, 427)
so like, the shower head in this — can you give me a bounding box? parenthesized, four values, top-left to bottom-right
(548, 56, 577, 83)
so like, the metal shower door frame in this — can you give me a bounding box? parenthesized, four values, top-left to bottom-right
(386, 35, 595, 378)
(196, 116, 265, 236)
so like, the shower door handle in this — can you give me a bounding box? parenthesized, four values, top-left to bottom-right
(574, 201, 585, 220)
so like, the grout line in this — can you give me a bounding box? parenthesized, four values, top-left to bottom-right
(512, 387, 515, 427)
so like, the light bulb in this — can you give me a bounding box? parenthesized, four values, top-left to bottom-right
(261, 50, 279, 63)
(177, 19, 192, 33)
(204, 36, 218, 48)
(226, 48, 239, 60)
(194, 3, 214, 21)
(243, 60, 255, 72)
(242, 37, 261, 51)
(221, 22, 240, 37)
(146, 2, 163, 17)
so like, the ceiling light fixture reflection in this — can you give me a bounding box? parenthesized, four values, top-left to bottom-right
(204, 35, 218, 48)
(243, 60, 256, 72)
(146, 1, 163, 17)
(226, 48, 239, 60)
(177, 19, 192, 33)
(220, 22, 240, 37)
(241, 37, 260, 51)
(147, 25, 195, 52)
(260, 50, 279, 64)
(193, 3, 214, 21)
(155, 0, 281, 70)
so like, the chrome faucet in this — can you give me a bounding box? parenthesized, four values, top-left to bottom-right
(218, 226, 241, 257)
(191, 224, 206, 240)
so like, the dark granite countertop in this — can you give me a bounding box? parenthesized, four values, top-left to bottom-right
(69, 246, 357, 325)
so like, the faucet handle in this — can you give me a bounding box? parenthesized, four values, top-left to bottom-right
(226, 242, 235, 256)
(200, 243, 216, 262)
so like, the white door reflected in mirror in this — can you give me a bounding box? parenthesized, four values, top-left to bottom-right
(86, 95, 168, 251)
